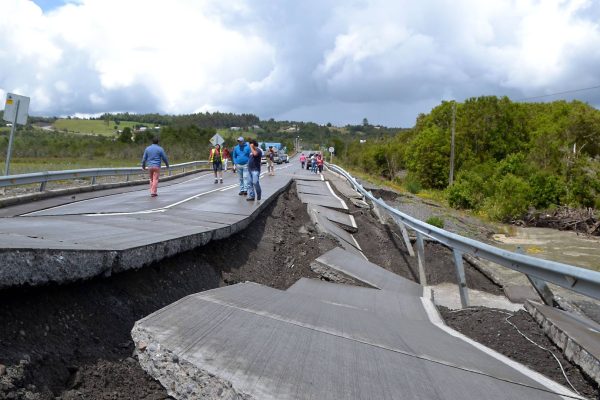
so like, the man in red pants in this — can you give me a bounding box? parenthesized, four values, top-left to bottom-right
(142, 137, 169, 197)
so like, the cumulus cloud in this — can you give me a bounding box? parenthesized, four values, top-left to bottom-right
(1, 0, 600, 126)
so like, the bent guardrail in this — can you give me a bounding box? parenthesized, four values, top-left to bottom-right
(0, 161, 209, 192)
(326, 163, 600, 306)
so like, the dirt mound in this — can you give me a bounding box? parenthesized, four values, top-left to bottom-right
(440, 307, 600, 399)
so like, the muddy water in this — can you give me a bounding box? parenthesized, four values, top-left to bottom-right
(492, 226, 600, 271)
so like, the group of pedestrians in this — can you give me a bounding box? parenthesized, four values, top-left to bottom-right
(299, 152, 323, 174)
(141, 136, 264, 201)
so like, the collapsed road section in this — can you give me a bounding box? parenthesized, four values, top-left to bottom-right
(0, 165, 296, 288)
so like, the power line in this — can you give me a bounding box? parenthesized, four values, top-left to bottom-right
(515, 84, 600, 101)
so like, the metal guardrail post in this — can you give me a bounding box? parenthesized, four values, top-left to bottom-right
(390, 214, 416, 257)
(39, 181, 47, 192)
(91, 176, 96, 185)
(452, 249, 470, 308)
(516, 247, 556, 306)
(126, 175, 130, 182)
(415, 232, 427, 285)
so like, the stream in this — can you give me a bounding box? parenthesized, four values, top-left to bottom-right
(492, 226, 600, 271)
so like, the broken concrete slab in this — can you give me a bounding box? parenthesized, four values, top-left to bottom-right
(287, 278, 430, 320)
(526, 300, 600, 385)
(430, 283, 523, 312)
(504, 284, 542, 304)
(133, 282, 574, 400)
(313, 247, 424, 296)
(297, 192, 348, 211)
(322, 170, 363, 199)
(0, 166, 295, 288)
(307, 210, 363, 257)
(309, 205, 357, 232)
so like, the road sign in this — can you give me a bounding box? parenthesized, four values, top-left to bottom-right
(4, 93, 30, 176)
(328, 146, 335, 153)
(210, 133, 225, 146)
(3, 93, 30, 125)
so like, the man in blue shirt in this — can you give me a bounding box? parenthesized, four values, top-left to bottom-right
(232, 136, 250, 195)
(142, 137, 169, 197)
(246, 139, 263, 201)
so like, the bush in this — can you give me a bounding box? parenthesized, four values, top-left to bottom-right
(447, 170, 487, 209)
(528, 172, 564, 209)
(484, 174, 532, 221)
(405, 178, 422, 194)
(426, 216, 444, 228)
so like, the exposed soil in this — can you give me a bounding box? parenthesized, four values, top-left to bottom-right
(338, 188, 503, 295)
(0, 183, 336, 399)
(440, 307, 600, 399)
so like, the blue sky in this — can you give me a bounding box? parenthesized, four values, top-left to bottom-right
(31, 0, 67, 12)
(2, 0, 600, 126)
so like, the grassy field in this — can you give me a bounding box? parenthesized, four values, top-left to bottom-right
(3, 157, 142, 175)
(216, 128, 258, 140)
(53, 119, 158, 136)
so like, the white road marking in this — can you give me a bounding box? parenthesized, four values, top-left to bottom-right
(23, 171, 214, 216)
(349, 214, 358, 229)
(163, 184, 237, 209)
(325, 181, 348, 210)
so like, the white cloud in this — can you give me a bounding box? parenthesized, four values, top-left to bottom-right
(0, 0, 599, 125)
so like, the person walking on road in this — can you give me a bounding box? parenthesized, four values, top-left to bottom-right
(316, 153, 324, 174)
(142, 137, 169, 197)
(246, 139, 263, 201)
(232, 136, 250, 195)
(311, 154, 317, 173)
(209, 144, 224, 183)
(299, 153, 306, 169)
(267, 146, 276, 176)
(222, 147, 231, 171)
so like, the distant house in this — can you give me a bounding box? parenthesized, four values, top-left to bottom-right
(374, 126, 382, 130)
(230, 126, 241, 131)
(138, 126, 147, 132)
(360, 139, 367, 144)
(154, 126, 160, 130)
(284, 126, 299, 132)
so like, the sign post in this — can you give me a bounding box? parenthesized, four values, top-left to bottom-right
(3, 93, 30, 176)
(328, 146, 335, 164)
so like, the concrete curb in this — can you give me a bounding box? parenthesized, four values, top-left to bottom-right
(0, 169, 211, 209)
(525, 300, 600, 386)
(0, 179, 292, 289)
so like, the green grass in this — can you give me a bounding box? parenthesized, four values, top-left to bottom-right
(53, 119, 158, 136)
(216, 128, 258, 140)
(4, 157, 141, 175)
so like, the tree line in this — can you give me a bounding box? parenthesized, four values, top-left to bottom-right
(331, 97, 600, 221)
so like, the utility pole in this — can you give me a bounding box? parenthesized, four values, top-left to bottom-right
(449, 101, 456, 186)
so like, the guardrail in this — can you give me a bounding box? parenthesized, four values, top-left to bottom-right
(0, 161, 210, 192)
(326, 163, 600, 307)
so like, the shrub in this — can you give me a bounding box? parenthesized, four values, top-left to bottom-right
(447, 170, 486, 209)
(405, 178, 422, 194)
(528, 172, 564, 209)
(484, 174, 532, 221)
(426, 216, 444, 228)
